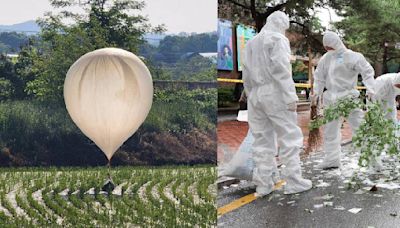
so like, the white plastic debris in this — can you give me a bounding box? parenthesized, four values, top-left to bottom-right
(287, 201, 296, 204)
(314, 204, 324, 209)
(277, 202, 284, 206)
(313, 194, 334, 201)
(71, 190, 80, 195)
(348, 208, 362, 214)
(353, 189, 364, 195)
(334, 206, 346, 210)
(58, 188, 69, 196)
(323, 202, 333, 207)
(315, 181, 331, 188)
(84, 187, 95, 195)
(376, 183, 400, 190)
(372, 194, 383, 197)
(305, 208, 314, 213)
(112, 183, 125, 196)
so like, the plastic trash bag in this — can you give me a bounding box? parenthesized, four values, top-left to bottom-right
(220, 130, 255, 180)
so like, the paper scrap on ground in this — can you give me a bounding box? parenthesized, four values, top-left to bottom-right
(348, 208, 362, 214)
(314, 204, 324, 209)
(316, 182, 331, 188)
(314, 194, 334, 200)
(323, 202, 333, 207)
(334, 206, 345, 210)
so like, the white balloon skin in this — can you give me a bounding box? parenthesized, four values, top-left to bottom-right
(64, 48, 153, 160)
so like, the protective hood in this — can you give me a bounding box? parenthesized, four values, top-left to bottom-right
(323, 31, 346, 51)
(261, 11, 290, 35)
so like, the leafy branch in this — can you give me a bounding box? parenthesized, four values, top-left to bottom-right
(309, 96, 400, 167)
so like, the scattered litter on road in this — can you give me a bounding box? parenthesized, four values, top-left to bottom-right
(376, 183, 400, 190)
(277, 202, 283, 206)
(323, 202, 333, 207)
(334, 206, 345, 210)
(390, 212, 398, 217)
(316, 181, 331, 188)
(313, 194, 334, 201)
(353, 189, 364, 195)
(304, 208, 314, 213)
(314, 204, 324, 209)
(287, 201, 296, 204)
(372, 194, 383, 197)
(348, 208, 362, 214)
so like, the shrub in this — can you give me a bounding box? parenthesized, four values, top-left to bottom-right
(0, 88, 216, 166)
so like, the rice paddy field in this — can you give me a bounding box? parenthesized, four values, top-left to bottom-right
(0, 166, 216, 227)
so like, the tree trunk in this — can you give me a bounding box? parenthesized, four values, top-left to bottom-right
(255, 16, 265, 32)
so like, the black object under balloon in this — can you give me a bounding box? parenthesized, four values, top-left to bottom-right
(102, 161, 115, 192)
(102, 178, 115, 193)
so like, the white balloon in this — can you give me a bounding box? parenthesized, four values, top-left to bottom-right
(64, 48, 153, 160)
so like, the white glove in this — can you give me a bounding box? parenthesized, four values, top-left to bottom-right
(287, 102, 297, 112)
(366, 90, 375, 101)
(310, 94, 319, 106)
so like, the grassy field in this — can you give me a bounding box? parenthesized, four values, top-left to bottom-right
(0, 166, 216, 227)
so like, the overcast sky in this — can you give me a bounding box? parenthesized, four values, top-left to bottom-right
(0, 0, 217, 34)
(315, 7, 342, 29)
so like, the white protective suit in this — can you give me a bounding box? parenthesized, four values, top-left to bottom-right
(368, 73, 400, 172)
(374, 73, 400, 121)
(242, 11, 312, 196)
(313, 31, 376, 169)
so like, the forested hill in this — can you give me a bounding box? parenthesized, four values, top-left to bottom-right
(0, 32, 30, 53)
(0, 27, 217, 62)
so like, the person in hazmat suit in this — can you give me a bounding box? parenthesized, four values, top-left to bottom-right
(242, 11, 312, 197)
(312, 31, 376, 169)
(367, 72, 400, 171)
(373, 72, 400, 122)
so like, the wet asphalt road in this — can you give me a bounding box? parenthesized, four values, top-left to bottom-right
(218, 146, 400, 228)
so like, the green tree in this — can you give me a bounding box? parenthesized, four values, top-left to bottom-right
(0, 55, 26, 99)
(0, 32, 29, 53)
(154, 33, 217, 64)
(334, 0, 400, 74)
(25, 0, 164, 102)
(218, 0, 339, 54)
(0, 78, 14, 100)
(174, 56, 216, 81)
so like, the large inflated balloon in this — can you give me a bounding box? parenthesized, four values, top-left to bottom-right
(64, 48, 153, 160)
